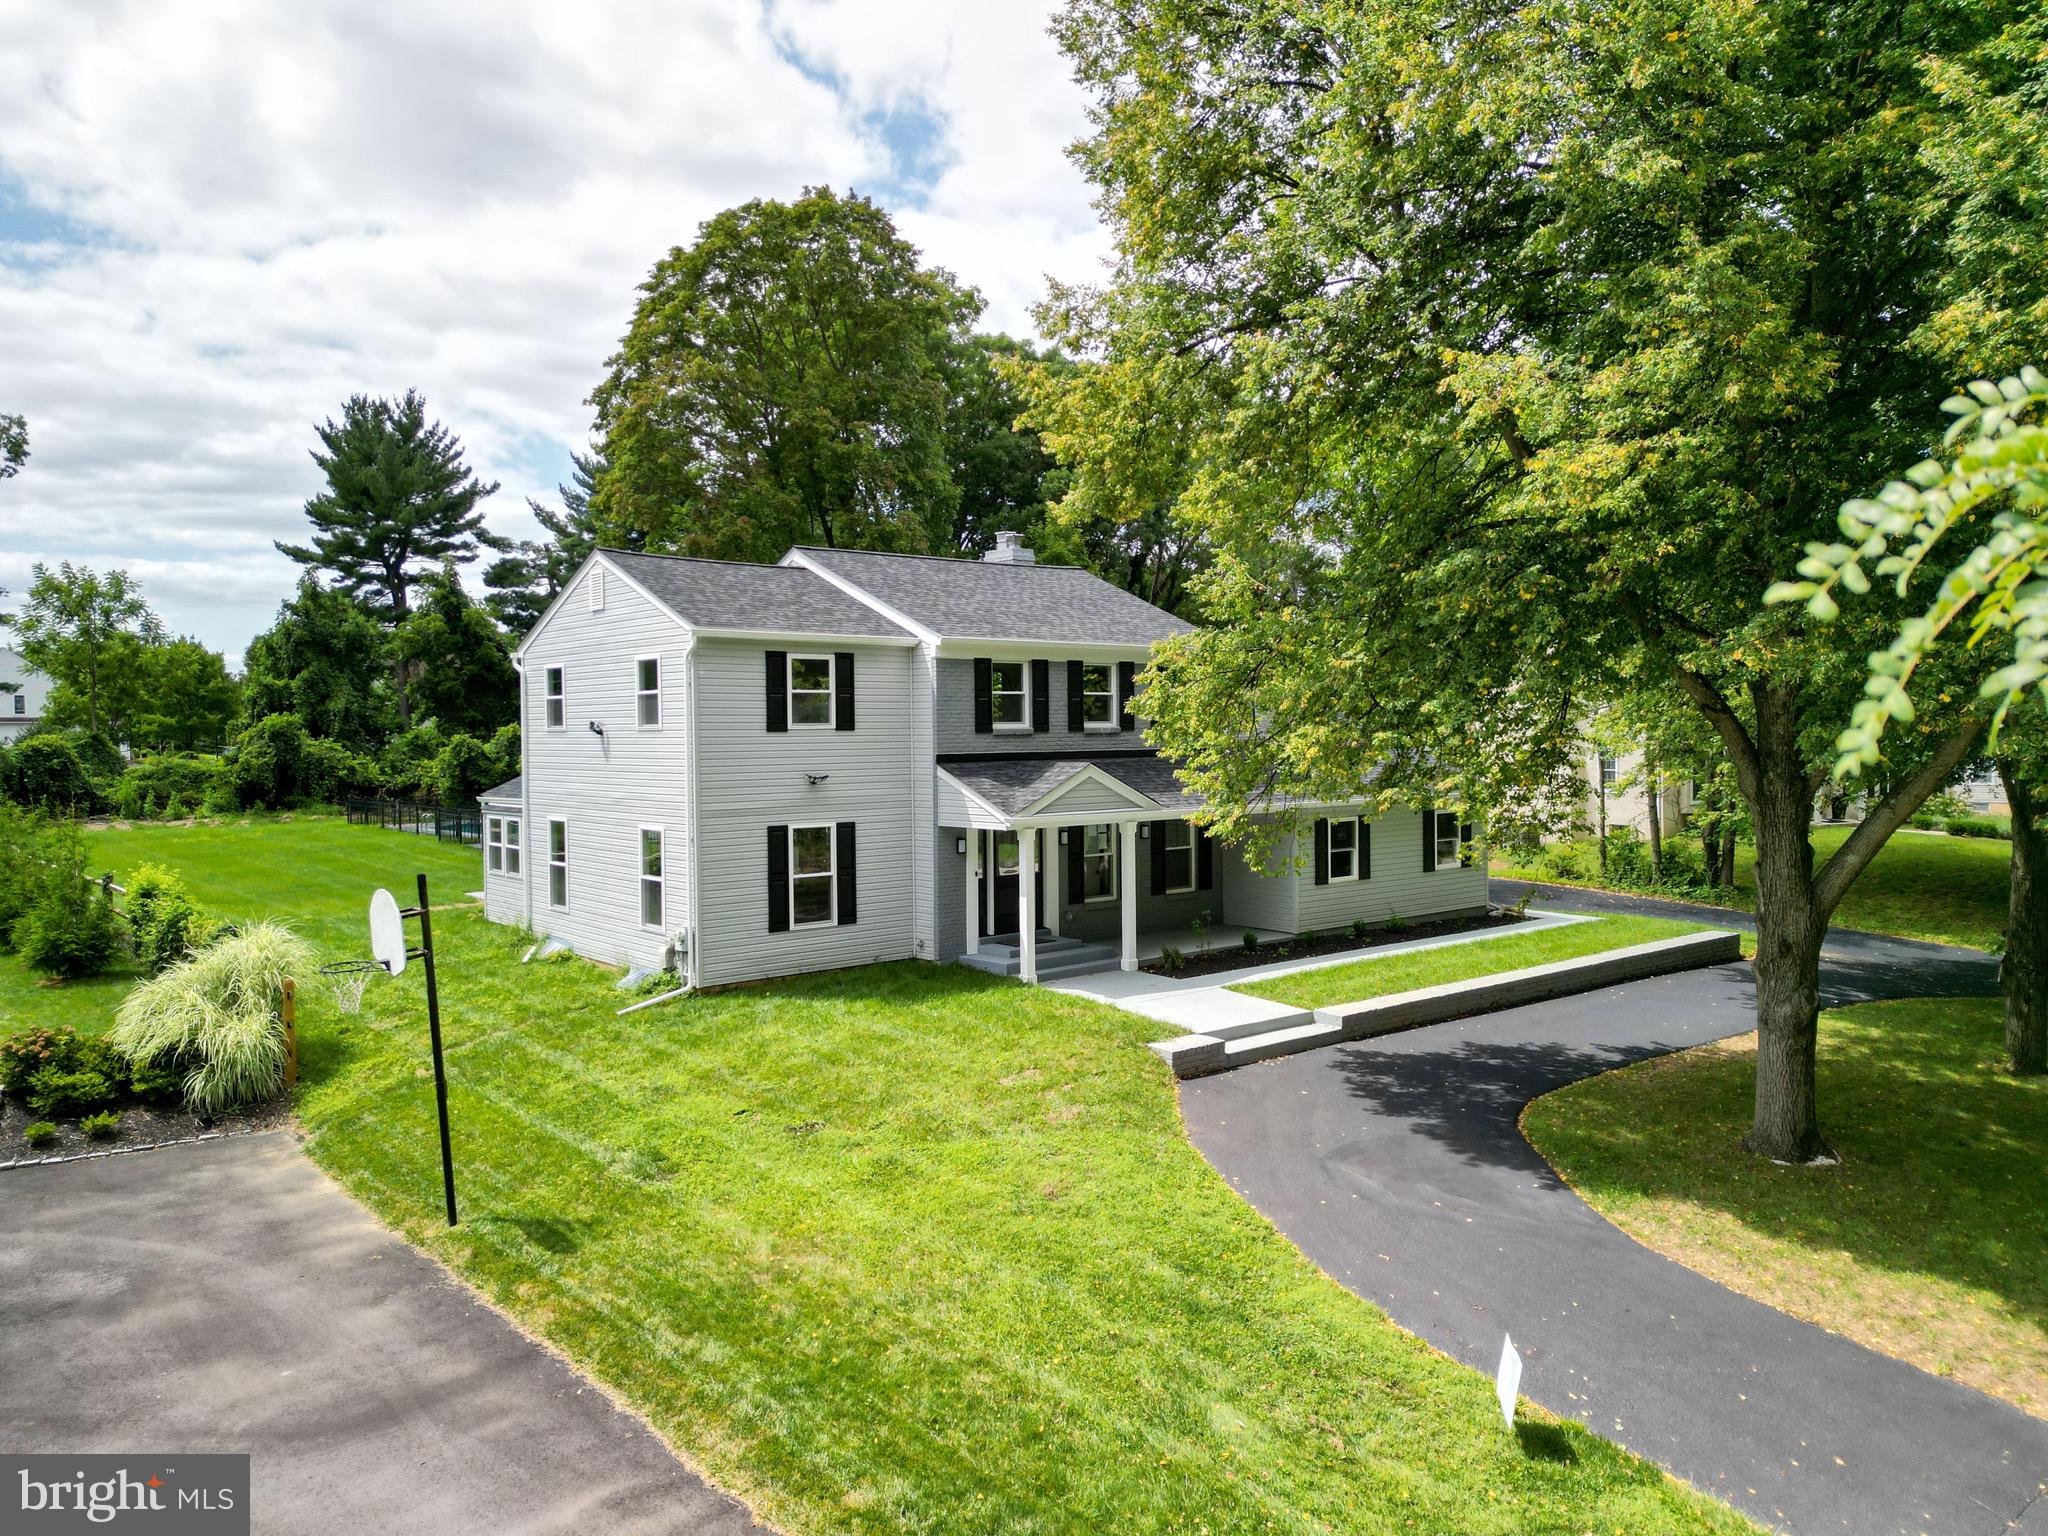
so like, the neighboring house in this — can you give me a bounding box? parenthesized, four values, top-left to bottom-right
(1582, 747, 1693, 839)
(0, 646, 50, 744)
(481, 533, 1487, 989)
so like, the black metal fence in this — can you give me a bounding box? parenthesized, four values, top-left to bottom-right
(345, 797, 483, 846)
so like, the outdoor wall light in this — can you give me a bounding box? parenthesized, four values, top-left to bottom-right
(1057, 828, 1068, 844)
(956, 837, 967, 855)
(806, 772, 830, 785)
(1138, 824, 1149, 839)
(588, 721, 604, 737)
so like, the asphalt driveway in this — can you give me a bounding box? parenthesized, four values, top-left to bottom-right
(1182, 889, 2044, 1536)
(0, 1133, 763, 1536)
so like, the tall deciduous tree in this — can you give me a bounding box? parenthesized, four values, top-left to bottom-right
(280, 390, 504, 619)
(944, 334, 1063, 557)
(589, 187, 978, 560)
(1051, 0, 2030, 1160)
(482, 449, 616, 633)
(128, 639, 241, 752)
(241, 576, 392, 749)
(0, 414, 25, 480)
(392, 567, 517, 737)
(12, 562, 163, 737)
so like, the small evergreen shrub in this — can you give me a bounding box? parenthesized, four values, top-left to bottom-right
(17, 874, 124, 979)
(26, 1066, 118, 1119)
(80, 1110, 121, 1140)
(1241, 930, 1260, 951)
(22, 1121, 57, 1149)
(1349, 917, 1372, 939)
(124, 865, 217, 973)
(126, 1053, 188, 1106)
(1156, 945, 1187, 974)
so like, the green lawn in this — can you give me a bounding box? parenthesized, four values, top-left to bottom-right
(9, 819, 1755, 1535)
(1493, 825, 2010, 951)
(1524, 998, 2047, 1419)
(1233, 915, 1713, 1012)
(0, 816, 477, 1037)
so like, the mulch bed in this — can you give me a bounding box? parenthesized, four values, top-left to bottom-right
(0, 1091, 292, 1169)
(1143, 909, 1529, 980)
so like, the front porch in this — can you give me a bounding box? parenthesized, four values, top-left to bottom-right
(960, 922, 1293, 984)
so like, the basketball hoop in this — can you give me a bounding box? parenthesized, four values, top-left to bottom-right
(318, 958, 384, 975)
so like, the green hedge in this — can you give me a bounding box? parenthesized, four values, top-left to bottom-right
(1944, 815, 2012, 840)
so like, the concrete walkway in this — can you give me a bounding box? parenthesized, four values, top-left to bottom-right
(1181, 904, 2041, 1536)
(0, 1133, 763, 1536)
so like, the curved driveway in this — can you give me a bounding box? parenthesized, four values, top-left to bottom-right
(1181, 885, 2045, 1536)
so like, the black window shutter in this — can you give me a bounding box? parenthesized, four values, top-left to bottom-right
(1312, 818, 1330, 885)
(1197, 829, 1214, 890)
(1118, 661, 1137, 731)
(1360, 821, 1372, 881)
(973, 657, 993, 734)
(1031, 659, 1050, 732)
(836, 822, 857, 925)
(1150, 824, 1168, 895)
(1066, 827, 1084, 906)
(1459, 819, 1475, 867)
(1421, 807, 1436, 872)
(1067, 660, 1084, 732)
(767, 826, 790, 931)
(833, 651, 855, 731)
(765, 651, 788, 733)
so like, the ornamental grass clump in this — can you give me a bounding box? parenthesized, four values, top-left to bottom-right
(112, 922, 314, 1116)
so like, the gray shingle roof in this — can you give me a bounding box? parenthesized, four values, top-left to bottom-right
(941, 754, 1204, 816)
(790, 547, 1194, 646)
(478, 776, 522, 803)
(601, 550, 914, 639)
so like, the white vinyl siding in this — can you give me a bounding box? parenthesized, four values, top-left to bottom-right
(693, 637, 914, 986)
(1296, 810, 1489, 933)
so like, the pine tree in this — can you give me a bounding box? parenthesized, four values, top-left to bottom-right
(277, 390, 504, 622)
(482, 450, 620, 633)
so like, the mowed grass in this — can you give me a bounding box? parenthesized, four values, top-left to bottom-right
(1233, 915, 1713, 1012)
(1493, 825, 2010, 951)
(0, 817, 478, 1037)
(1525, 998, 2048, 1418)
(61, 820, 1755, 1535)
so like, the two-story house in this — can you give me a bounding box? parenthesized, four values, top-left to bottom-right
(0, 646, 51, 744)
(480, 534, 1486, 988)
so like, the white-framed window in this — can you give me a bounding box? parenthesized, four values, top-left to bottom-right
(1081, 823, 1118, 902)
(1434, 811, 1463, 868)
(1329, 817, 1360, 881)
(789, 654, 834, 727)
(790, 824, 836, 926)
(636, 656, 661, 727)
(548, 819, 568, 907)
(1162, 819, 1196, 892)
(544, 666, 565, 729)
(487, 815, 523, 875)
(639, 827, 665, 928)
(10, 694, 22, 716)
(1079, 662, 1115, 728)
(1598, 753, 1619, 789)
(991, 660, 1029, 730)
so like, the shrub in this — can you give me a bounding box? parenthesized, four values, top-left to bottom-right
(1241, 930, 1260, 951)
(0, 803, 50, 948)
(1349, 917, 1371, 939)
(1156, 945, 1186, 974)
(0, 1027, 74, 1097)
(114, 755, 226, 820)
(1921, 789, 1973, 821)
(123, 863, 216, 973)
(126, 1053, 188, 1106)
(113, 922, 316, 1115)
(22, 1121, 57, 1149)
(0, 735, 100, 813)
(80, 1110, 121, 1140)
(1385, 910, 1407, 931)
(1945, 815, 2012, 840)
(227, 714, 376, 809)
(26, 1066, 118, 1119)
(14, 826, 125, 979)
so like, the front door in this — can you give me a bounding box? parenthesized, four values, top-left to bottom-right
(982, 830, 1042, 937)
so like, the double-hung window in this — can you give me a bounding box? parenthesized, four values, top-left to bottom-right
(548, 819, 568, 907)
(790, 825, 836, 925)
(789, 655, 833, 727)
(10, 694, 22, 716)
(1598, 753, 1619, 789)
(636, 657, 661, 726)
(1434, 811, 1463, 868)
(544, 666, 565, 729)
(990, 661, 1028, 729)
(1079, 663, 1115, 728)
(1081, 823, 1118, 902)
(1329, 817, 1360, 880)
(1161, 820, 1196, 893)
(639, 828, 665, 928)
(486, 815, 521, 875)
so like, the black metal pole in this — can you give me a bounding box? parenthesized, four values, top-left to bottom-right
(415, 871, 459, 1227)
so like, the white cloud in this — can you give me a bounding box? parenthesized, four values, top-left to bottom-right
(0, 0, 1107, 663)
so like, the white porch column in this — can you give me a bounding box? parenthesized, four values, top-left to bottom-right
(963, 833, 980, 959)
(1018, 827, 1039, 983)
(1119, 820, 1140, 971)
(1046, 831, 1062, 939)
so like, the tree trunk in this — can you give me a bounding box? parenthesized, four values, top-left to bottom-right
(1645, 757, 1664, 882)
(1595, 755, 1609, 875)
(1999, 761, 2046, 1075)
(1741, 690, 1828, 1161)
(1718, 820, 1736, 888)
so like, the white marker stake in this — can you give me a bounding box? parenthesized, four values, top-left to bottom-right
(1496, 1332, 1523, 1429)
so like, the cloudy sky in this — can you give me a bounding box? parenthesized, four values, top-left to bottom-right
(0, 0, 1108, 664)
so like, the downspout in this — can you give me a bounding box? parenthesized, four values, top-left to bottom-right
(684, 634, 702, 990)
(512, 656, 533, 933)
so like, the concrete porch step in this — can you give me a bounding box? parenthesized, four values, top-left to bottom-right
(960, 936, 1121, 981)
